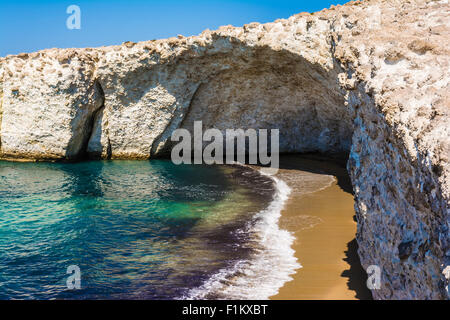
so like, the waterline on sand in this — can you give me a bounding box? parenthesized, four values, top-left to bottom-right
(183, 169, 301, 300)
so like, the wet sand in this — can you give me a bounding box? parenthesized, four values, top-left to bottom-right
(269, 155, 372, 300)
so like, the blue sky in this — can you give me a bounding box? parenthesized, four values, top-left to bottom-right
(0, 0, 346, 56)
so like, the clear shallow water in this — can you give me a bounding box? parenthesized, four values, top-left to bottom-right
(0, 160, 275, 300)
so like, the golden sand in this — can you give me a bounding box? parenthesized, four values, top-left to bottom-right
(269, 155, 372, 300)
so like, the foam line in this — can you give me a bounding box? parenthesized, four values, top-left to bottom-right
(183, 169, 301, 300)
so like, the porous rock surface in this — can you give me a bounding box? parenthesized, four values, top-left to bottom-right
(0, 0, 449, 299)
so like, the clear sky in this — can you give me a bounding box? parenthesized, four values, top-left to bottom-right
(0, 0, 346, 56)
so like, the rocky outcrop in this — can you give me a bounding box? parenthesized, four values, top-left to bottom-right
(0, 52, 104, 159)
(0, 0, 448, 299)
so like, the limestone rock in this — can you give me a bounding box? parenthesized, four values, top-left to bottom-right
(0, 50, 103, 159)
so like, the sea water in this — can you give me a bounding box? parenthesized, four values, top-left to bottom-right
(0, 160, 298, 300)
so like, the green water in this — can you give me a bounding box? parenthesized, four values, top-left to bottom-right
(0, 160, 271, 299)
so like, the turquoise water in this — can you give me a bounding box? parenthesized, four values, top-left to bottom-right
(0, 160, 272, 299)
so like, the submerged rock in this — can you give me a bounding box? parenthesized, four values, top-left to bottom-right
(0, 0, 448, 299)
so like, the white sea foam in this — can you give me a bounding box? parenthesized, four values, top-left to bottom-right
(182, 169, 301, 300)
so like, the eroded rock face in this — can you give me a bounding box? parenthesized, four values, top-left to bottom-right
(0, 0, 448, 299)
(0, 52, 103, 159)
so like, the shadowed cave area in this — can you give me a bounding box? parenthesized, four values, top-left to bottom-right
(146, 44, 355, 159)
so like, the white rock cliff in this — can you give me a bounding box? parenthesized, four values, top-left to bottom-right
(0, 0, 449, 299)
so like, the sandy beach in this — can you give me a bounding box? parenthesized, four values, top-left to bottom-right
(269, 155, 372, 300)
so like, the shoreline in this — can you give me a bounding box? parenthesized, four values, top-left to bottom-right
(266, 155, 372, 300)
(185, 163, 299, 300)
(0, 156, 372, 299)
